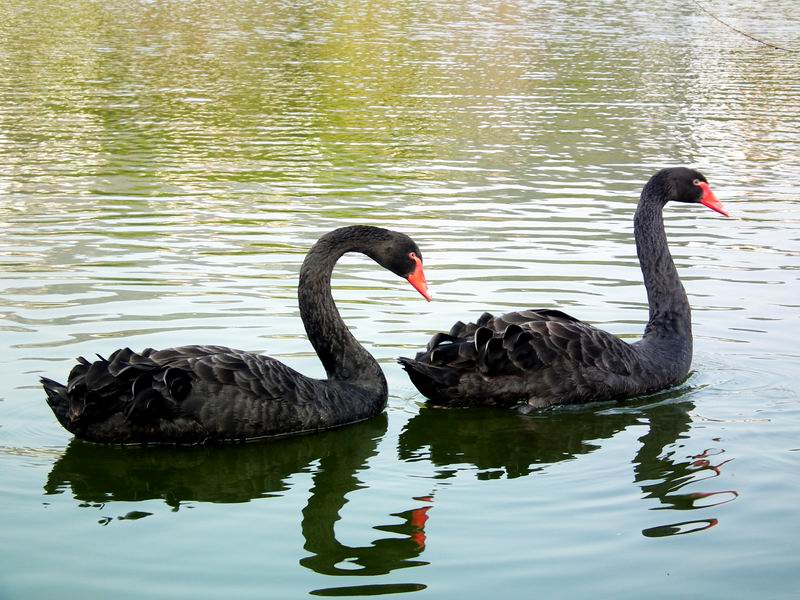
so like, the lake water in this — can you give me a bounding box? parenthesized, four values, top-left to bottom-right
(1, 1, 799, 598)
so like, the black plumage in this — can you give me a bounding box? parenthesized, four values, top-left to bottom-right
(399, 168, 729, 410)
(42, 226, 430, 444)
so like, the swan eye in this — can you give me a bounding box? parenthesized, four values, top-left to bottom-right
(408, 252, 417, 260)
(692, 179, 701, 186)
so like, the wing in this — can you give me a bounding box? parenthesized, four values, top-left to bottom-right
(148, 345, 308, 401)
(418, 309, 639, 378)
(57, 345, 309, 428)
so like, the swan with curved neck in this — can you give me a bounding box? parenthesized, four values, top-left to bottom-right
(399, 167, 728, 409)
(42, 225, 431, 444)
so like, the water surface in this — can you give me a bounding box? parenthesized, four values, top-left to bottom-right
(1, 1, 799, 598)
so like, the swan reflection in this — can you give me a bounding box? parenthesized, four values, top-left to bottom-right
(398, 394, 736, 536)
(45, 415, 431, 595)
(44, 393, 737, 598)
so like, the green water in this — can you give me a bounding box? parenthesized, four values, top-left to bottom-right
(1, 1, 799, 598)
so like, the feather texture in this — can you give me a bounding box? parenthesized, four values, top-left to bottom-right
(44, 345, 371, 444)
(400, 168, 727, 409)
(42, 226, 428, 444)
(399, 308, 645, 408)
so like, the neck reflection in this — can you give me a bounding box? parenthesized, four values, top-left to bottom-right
(398, 391, 736, 538)
(44, 387, 737, 598)
(44, 414, 431, 595)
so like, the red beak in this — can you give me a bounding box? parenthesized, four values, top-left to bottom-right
(696, 181, 729, 217)
(407, 255, 431, 302)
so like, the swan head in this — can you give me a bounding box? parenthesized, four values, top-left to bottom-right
(656, 167, 729, 217)
(367, 229, 432, 302)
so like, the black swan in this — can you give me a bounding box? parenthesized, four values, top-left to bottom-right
(42, 225, 431, 444)
(399, 167, 728, 410)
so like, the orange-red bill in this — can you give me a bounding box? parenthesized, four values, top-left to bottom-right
(696, 181, 729, 217)
(407, 254, 431, 301)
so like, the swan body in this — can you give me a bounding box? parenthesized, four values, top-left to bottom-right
(42, 226, 430, 444)
(399, 168, 728, 410)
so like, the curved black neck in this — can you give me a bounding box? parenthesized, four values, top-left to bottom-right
(634, 183, 692, 353)
(298, 227, 387, 394)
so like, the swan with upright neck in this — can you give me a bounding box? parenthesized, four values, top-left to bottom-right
(399, 167, 728, 409)
(42, 225, 431, 444)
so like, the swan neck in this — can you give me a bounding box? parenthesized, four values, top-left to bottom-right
(634, 188, 692, 347)
(298, 228, 387, 392)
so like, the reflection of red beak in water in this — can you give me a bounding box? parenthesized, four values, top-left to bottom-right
(690, 447, 732, 476)
(685, 490, 739, 508)
(409, 506, 431, 550)
(691, 458, 732, 476)
(642, 518, 718, 538)
(408, 495, 434, 550)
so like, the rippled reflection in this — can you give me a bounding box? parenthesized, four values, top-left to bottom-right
(399, 393, 737, 537)
(45, 391, 738, 600)
(45, 415, 431, 594)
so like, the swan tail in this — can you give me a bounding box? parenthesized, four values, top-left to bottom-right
(41, 348, 192, 435)
(41, 377, 74, 432)
(397, 357, 460, 403)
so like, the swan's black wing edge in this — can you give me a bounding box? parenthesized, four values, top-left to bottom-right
(40, 345, 306, 445)
(42, 346, 205, 444)
(397, 357, 460, 404)
(400, 309, 640, 407)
